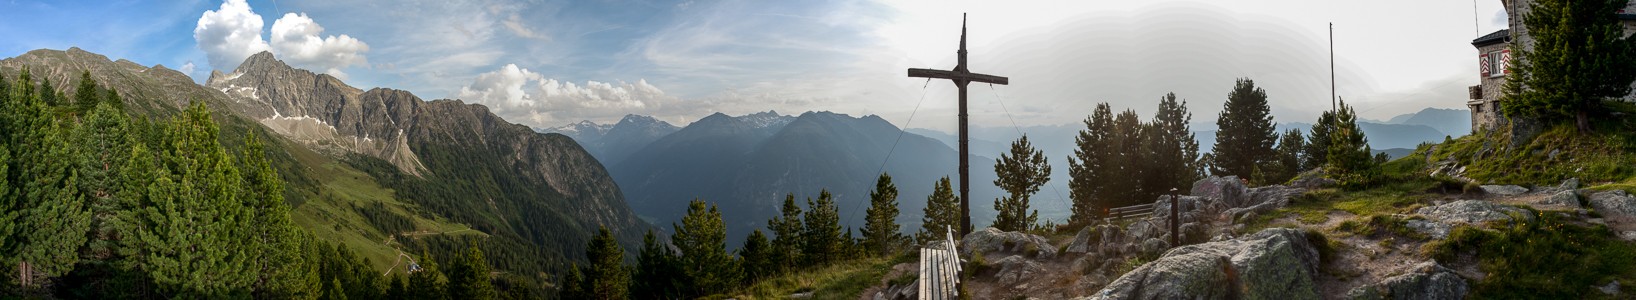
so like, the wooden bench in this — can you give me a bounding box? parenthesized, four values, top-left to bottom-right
(1107, 203, 1155, 223)
(918, 226, 961, 300)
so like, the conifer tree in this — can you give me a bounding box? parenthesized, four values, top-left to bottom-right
(1302, 111, 1336, 170)
(579, 226, 628, 300)
(767, 194, 803, 272)
(1260, 128, 1306, 185)
(447, 243, 494, 300)
(917, 177, 960, 244)
(1068, 103, 1115, 226)
(802, 190, 843, 266)
(992, 135, 1049, 232)
(560, 264, 587, 300)
(1326, 99, 1376, 184)
(10, 76, 92, 286)
(1501, 0, 1636, 132)
(1109, 109, 1147, 206)
(673, 199, 736, 296)
(240, 131, 312, 298)
(860, 173, 904, 256)
(1142, 93, 1202, 197)
(1210, 78, 1277, 179)
(75, 102, 131, 263)
(737, 229, 775, 283)
(632, 229, 682, 299)
(74, 71, 102, 113)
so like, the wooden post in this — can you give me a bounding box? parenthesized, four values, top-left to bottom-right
(1170, 188, 1180, 246)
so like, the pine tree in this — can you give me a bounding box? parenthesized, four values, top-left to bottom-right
(992, 135, 1049, 232)
(1501, 0, 1636, 132)
(1109, 109, 1147, 206)
(1068, 103, 1115, 226)
(860, 173, 904, 256)
(631, 229, 682, 299)
(737, 229, 775, 283)
(240, 131, 313, 298)
(73, 71, 102, 113)
(673, 199, 736, 296)
(447, 243, 494, 300)
(1210, 78, 1277, 179)
(1260, 128, 1306, 185)
(917, 177, 960, 244)
(74, 102, 131, 264)
(1142, 93, 1202, 198)
(10, 76, 92, 286)
(1302, 111, 1336, 170)
(1326, 99, 1376, 185)
(560, 264, 587, 300)
(801, 190, 843, 266)
(581, 226, 629, 299)
(767, 194, 803, 273)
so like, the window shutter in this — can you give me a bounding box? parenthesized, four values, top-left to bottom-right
(1480, 53, 1490, 77)
(1501, 49, 1512, 75)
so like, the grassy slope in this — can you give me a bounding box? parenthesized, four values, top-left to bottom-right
(290, 162, 480, 271)
(710, 256, 899, 300)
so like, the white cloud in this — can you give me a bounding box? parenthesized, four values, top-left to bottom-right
(193, 0, 270, 71)
(271, 13, 370, 79)
(180, 61, 196, 75)
(456, 64, 681, 126)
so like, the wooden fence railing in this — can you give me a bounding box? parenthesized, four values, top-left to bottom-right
(1106, 203, 1155, 223)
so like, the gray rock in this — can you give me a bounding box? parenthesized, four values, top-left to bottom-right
(1066, 226, 1096, 254)
(1479, 185, 1528, 196)
(1405, 219, 1453, 240)
(1095, 228, 1322, 299)
(1414, 200, 1534, 226)
(1598, 280, 1621, 295)
(1589, 190, 1636, 221)
(1345, 260, 1469, 300)
(1560, 178, 1581, 190)
(1140, 238, 1170, 257)
(1540, 190, 1582, 209)
(1178, 222, 1208, 246)
(1093, 225, 1125, 257)
(1290, 172, 1338, 189)
(1620, 231, 1636, 242)
(1192, 175, 1251, 208)
(961, 227, 1058, 259)
(992, 255, 1046, 286)
(872, 281, 917, 300)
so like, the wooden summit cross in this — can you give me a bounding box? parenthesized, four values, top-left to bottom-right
(908, 13, 1008, 236)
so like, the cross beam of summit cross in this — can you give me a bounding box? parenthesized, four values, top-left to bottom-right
(907, 13, 1009, 236)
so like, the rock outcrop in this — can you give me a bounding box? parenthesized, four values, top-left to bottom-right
(1408, 200, 1534, 239)
(962, 227, 1058, 259)
(1091, 228, 1322, 299)
(1590, 190, 1636, 221)
(1345, 260, 1469, 300)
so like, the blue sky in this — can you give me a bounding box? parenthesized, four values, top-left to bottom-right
(1, 0, 1511, 132)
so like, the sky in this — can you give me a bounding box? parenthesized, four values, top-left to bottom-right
(0, 0, 1509, 132)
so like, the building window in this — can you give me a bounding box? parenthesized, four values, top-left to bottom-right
(1488, 51, 1507, 78)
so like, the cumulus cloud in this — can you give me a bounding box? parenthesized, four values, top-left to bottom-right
(194, 0, 270, 71)
(271, 13, 370, 78)
(180, 61, 196, 75)
(456, 64, 679, 126)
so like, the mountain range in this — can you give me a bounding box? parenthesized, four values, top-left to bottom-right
(0, 48, 651, 283)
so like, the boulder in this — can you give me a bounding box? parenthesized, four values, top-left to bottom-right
(1559, 178, 1581, 190)
(992, 255, 1046, 286)
(1589, 190, 1636, 221)
(1345, 260, 1469, 300)
(1178, 222, 1208, 246)
(1192, 176, 1251, 208)
(961, 227, 1058, 259)
(1414, 200, 1534, 226)
(1290, 171, 1338, 189)
(1140, 238, 1170, 258)
(1093, 228, 1322, 299)
(872, 281, 917, 300)
(1537, 190, 1582, 210)
(1479, 185, 1528, 196)
(1066, 226, 1097, 254)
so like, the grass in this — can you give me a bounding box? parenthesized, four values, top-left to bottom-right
(289, 162, 478, 271)
(1423, 209, 1636, 298)
(1424, 102, 1636, 185)
(714, 256, 895, 300)
(1245, 178, 1438, 232)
